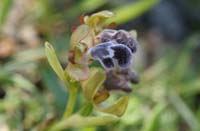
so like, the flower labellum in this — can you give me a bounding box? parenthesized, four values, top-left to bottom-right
(88, 41, 132, 70)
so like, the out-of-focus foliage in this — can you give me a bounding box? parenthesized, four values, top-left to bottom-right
(0, 0, 200, 131)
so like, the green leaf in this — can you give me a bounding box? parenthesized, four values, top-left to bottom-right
(142, 103, 166, 131)
(142, 56, 169, 83)
(12, 74, 36, 92)
(107, 0, 160, 24)
(81, 68, 106, 102)
(40, 65, 67, 112)
(64, 0, 108, 19)
(180, 78, 200, 95)
(45, 42, 67, 84)
(0, 69, 13, 84)
(0, 0, 13, 29)
(168, 90, 200, 131)
(173, 36, 198, 81)
(79, 0, 108, 13)
(49, 114, 118, 131)
(96, 96, 129, 117)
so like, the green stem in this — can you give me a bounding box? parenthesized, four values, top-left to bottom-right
(48, 114, 118, 131)
(78, 102, 93, 116)
(62, 88, 77, 119)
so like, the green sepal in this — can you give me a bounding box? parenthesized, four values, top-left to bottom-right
(84, 10, 114, 33)
(81, 68, 106, 102)
(70, 24, 90, 49)
(96, 96, 129, 117)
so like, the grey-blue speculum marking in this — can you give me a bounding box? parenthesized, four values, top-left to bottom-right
(88, 29, 138, 70)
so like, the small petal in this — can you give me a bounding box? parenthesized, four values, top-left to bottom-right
(113, 30, 137, 53)
(98, 29, 138, 53)
(113, 30, 128, 45)
(126, 37, 138, 53)
(98, 29, 117, 42)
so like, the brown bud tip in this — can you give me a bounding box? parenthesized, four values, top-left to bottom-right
(107, 22, 117, 29)
(93, 89, 110, 104)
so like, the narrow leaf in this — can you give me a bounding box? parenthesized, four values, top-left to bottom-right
(142, 103, 166, 131)
(0, 0, 13, 28)
(107, 0, 160, 24)
(40, 65, 67, 112)
(45, 42, 66, 83)
(168, 90, 200, 130)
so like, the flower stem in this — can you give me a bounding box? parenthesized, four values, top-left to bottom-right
(62, 87, 77, 119)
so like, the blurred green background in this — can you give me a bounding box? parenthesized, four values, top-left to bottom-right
(0, 0, 200, 131)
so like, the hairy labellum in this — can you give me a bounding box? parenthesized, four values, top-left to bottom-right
(98, 29, 138, 53)
(89, 42, 114, 60)
(88, 41, 132, 70)
(110, 45, 132, 68)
